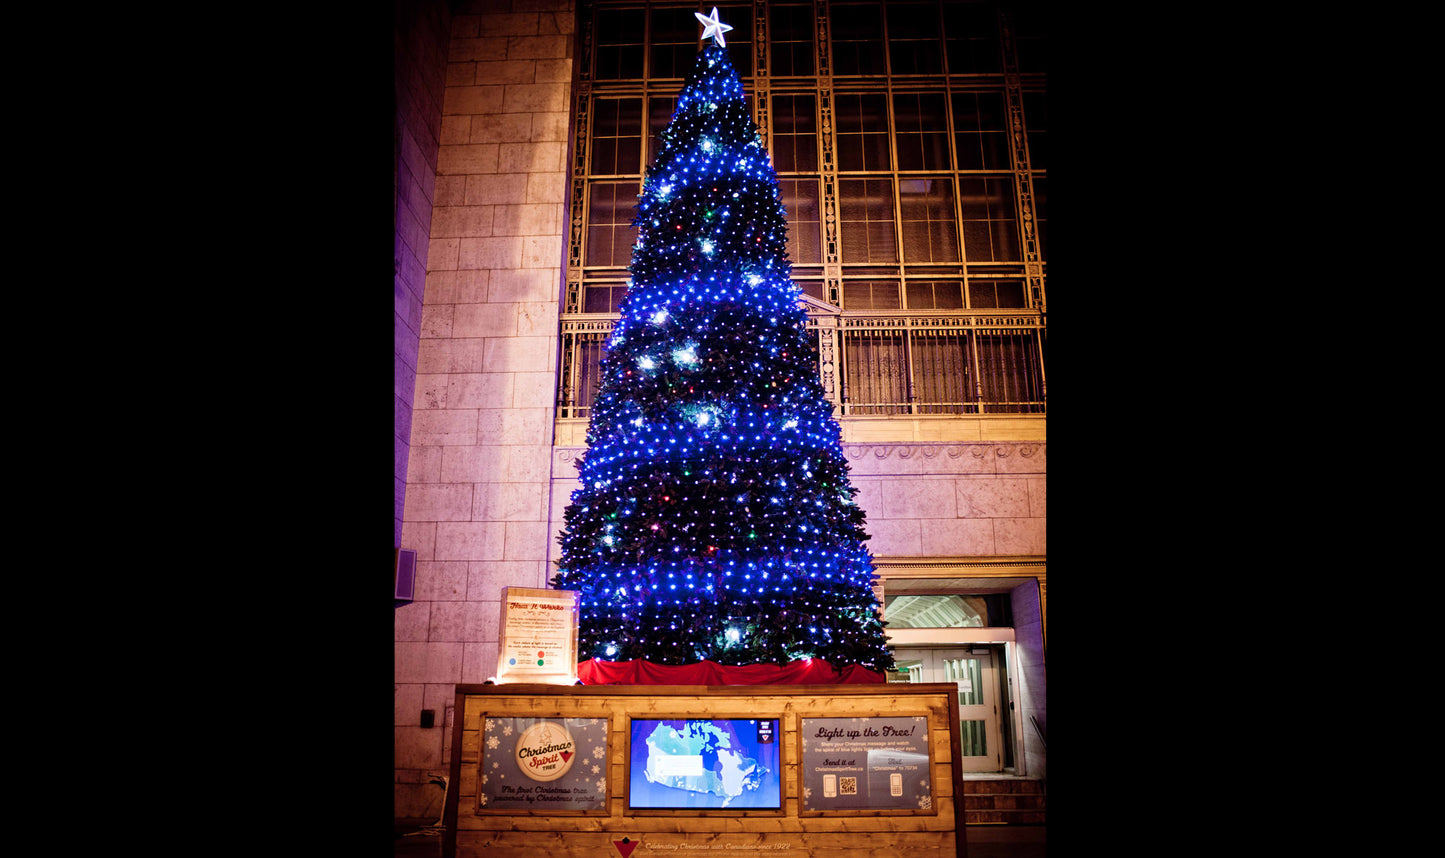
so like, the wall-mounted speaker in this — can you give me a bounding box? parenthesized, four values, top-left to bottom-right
(395, 548, 417, 603)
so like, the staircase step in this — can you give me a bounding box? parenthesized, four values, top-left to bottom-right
(962, 778, 1045, 826)
(962, 779, 1045, 795)
(964, 795, 1046, 809)
(966, 809, 1048, 824)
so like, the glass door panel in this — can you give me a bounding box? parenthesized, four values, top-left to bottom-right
(892, 647, 1003, 772)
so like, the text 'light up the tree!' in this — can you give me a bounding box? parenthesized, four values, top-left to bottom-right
(552, 9, 895, 674)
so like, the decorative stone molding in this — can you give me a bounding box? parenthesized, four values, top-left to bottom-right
(873, 555, 1045, 572)
(552, 442, 1045, 478)
(837, 442, 1046, 461)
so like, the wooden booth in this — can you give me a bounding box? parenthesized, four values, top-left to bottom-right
(444, 682, 967, 858)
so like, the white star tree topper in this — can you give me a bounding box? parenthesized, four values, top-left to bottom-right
(695, 7, 734, 47)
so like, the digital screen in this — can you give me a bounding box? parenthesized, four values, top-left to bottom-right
(627, 718, 782, 809)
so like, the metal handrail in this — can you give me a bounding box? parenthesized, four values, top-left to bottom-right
(1029, 714, 1046, 749)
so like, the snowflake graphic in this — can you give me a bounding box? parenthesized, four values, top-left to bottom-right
(480, 793, 488, 806)
(802, 787, 812, 799)
(480, 774, 488, 785)
(592, 764, 600, 775)
(596, 777, 606, 792)
(918, 795, 932, 809)
(487, 735, 501, 749)
(592, 744, 605, 760)
(485, 718, 495, 731)
(502, 723, 513, 736)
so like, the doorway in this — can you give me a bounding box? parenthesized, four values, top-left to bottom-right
(891, 647, 1005, 772)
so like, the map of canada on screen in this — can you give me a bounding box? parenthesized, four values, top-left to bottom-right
(628, 718, 781, 809)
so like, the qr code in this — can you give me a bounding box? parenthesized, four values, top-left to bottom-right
(839, 777, 858, 795)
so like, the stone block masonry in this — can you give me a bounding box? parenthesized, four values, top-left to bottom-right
(397, 0, 576, 809)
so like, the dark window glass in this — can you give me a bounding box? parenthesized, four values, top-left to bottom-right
(650, 7, 701, 78)
(594, 8, 645, 80)
(586, 181, 639, 267)
(838, 178, 897, 263)
(720, 4, 753, 76)
(887, 3, 943, 75)
(975, 331, 1044, 412)
(842, 331, 907, 413)
(967, 280, 1026, 309)
(770, 3, 814, 76)
(958, 176, 1019, 262)
(1012, 4, 1048, 74)
(583, 282, 629, 314)
(1022, 91, 1046, 170)
(771, 94, 817, 172)
(952, 92, 1010, 171)
(662, 5, 752, 77)
(905, 281, 965, 309)
(909, 333, 972, 413)
(648, 96, 680, 165)
(835, 94, 890, 171)
(590, 98, 643, 175)
(568, 331, 609, 413)
(942, 1, 1001, 74)
(779, 179, 822, 264)
(843, 281, 902, 310)
(899, 178, 959, 263)
(830, 3, 886, 76)
(893, 93, 949, 171)
(797, 279, 825, 301)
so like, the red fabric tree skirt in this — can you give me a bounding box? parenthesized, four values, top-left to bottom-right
(575, 658, 885, 685)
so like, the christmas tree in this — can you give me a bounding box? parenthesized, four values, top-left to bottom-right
(552, 10, 894, 674)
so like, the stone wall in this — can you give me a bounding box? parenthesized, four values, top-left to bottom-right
(395, 0, 453, 549)
(1011, 579, 1047, 783)
(549, 441, 1047, 566)
(396, 0, 575, 817)
(845, 442, 1047, 558)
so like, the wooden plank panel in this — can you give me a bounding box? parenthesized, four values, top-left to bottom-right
(447, 685, 963, 858)
(456, 811, 959, 834)
(457, 829, 954, 858)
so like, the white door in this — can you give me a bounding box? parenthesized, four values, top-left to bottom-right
(892, 648, 1003, 773)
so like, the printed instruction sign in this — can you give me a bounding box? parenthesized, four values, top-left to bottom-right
(496, 587, 579, 684)
(477, 717, 608, 813)
(799, 716, 933, 812)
